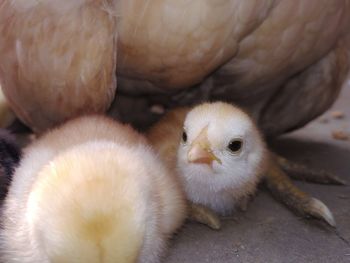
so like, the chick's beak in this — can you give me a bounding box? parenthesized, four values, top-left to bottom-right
(187, 144, 221, 165)
(187, 126, 222, 166)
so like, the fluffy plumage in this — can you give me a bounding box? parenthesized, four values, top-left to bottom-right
(148, 102, 267, 216)
(178, 102, 267, 214)
(148, 102, 338, 226)
(0, 116, 186, 263)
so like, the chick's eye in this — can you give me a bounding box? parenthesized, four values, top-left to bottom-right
(227, 139, 243, 153)
(182, 130, 187, 143)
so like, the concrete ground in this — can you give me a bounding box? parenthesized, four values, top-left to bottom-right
(165, 83, 350, 263)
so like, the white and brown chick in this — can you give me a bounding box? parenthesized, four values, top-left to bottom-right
(0, 115, 186, 263)
(177, 102, 267, 215)
(149, 101, 337, 228)
(148, 102, 267, 227)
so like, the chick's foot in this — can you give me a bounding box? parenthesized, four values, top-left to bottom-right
(188, 203, 221, 230)
(265, 154, 336, 227)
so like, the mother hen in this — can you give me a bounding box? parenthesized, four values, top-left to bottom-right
(1, 0, 349, 133)
(0, 0, 349, 225)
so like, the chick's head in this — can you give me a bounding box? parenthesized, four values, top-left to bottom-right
(177, 102, 267, 192)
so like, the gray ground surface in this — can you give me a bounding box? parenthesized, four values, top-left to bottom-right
(165, 84, 350, 263)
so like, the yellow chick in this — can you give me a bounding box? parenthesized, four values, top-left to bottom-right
(0, 116, 186, 263)
(148, 102, 336, 227)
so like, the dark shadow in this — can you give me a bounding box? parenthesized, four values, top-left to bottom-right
(269, 136, 350, 181)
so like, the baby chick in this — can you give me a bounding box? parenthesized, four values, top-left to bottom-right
(0, 115, 186, 263)
(0, 129, 21, 199)
(148, 102, 267, 227)
(148, 102, 336, 227)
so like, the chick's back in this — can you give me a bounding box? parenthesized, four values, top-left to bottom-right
(0, 115, 186, 263)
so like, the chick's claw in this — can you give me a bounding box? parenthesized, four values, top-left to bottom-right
(189, 203, 221, 230)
